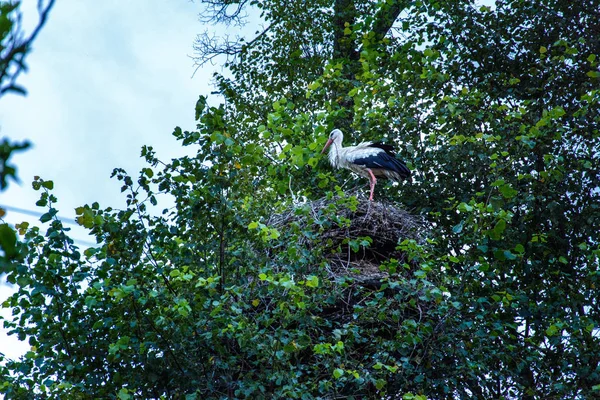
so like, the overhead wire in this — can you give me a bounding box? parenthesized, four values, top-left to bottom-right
(1, 204, 78, 225)
(0, 204, 98, 247)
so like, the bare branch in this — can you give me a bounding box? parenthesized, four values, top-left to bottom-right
(192, 23, 272, 69)
(196, 0, 250, 27)
(0, 0, 56, 97)
(193, 31, 243, 67)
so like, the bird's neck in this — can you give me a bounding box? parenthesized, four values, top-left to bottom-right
(328, 142, 342, 168)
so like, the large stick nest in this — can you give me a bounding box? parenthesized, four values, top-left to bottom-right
(268, 191, 428, 283)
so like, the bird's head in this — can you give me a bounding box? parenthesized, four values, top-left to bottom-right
(321, 129, 343, 154)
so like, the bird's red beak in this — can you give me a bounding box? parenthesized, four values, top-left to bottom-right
(321, 138, 333, 154)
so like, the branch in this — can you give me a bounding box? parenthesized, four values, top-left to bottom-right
(371, 0, 407, 43)
(332, 0, 359, 61)
(196, 0, 250, 26)
(30, 0, 56, 45)
(193, 31, 244, 67)
(0, 0, 56, 97)
(192, 23, 271, 69)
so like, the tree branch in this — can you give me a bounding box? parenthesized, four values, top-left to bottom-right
(332, 0, 359, 61)
(371, 0, 406, 42)
(196, 0, 250, 26)
(0, 0, 56, 97)
(192, 23, 271, 69)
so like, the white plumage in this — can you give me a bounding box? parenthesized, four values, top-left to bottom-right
(321, 129, 411, 201)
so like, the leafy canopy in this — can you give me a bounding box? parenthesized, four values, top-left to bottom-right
(1, 0, 599, 399)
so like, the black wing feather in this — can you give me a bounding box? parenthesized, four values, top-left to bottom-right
(368, 142, 396, 155)
(351, 151, 411, 179)
(359, 142, 411, 178)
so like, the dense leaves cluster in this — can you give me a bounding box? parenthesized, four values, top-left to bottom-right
(1, 0, 599, 399)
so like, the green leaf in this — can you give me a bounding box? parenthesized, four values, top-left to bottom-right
(333, 368, 344, 379)
(305, 275, 319, 288)
(85, 296, 97, 308)
(0, 224, 18, 258)
(452, 221, 463, 234)
(143, 168, 154, 178)
(587, 70, 600, 78)
(457, 202, 473, 212)
(493, 219, 507, 236)
(195, 95, 207, 120)
(546, 324, 559, 337)
(414, 270, 427, 279)
(308, 81, 321, 90)
(375, 379, 386, 390)
(41, 180, 54, 190)
(117, 388, 131, 400)
(499, 184, 518, 199)
(39, 208, 58, 223)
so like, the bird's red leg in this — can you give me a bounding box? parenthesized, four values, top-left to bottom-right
(366, 169, 377, 201)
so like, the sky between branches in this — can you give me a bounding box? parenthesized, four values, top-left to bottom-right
(0, 0, 248, 361)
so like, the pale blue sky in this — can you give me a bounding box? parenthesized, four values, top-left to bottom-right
(0, 0, 235, 362)
(0, 0, 229, 239)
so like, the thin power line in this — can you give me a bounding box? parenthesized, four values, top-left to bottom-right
(1, 204, 98, 247)
(1, 204, 78, 225)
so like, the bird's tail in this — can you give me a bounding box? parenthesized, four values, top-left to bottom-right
(392, 158, 411, 179)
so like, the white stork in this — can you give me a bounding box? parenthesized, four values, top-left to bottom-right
(321, 129, 411, 201)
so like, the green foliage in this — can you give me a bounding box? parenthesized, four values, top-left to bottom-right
(0, 138, 30, 258)
(0, 0, 24, 95)
(1, 0, 600, 399)
(0, 0, 55, 97)
(0, 0, 54, 190)
(0, 0, 55, 266)
(0, 222, 17, 257)
(0, 138, 30, 191)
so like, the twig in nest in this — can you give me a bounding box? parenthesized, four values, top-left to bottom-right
(267, 192, 429, 279)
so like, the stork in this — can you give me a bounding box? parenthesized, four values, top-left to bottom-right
(321, 129, 411, 201)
